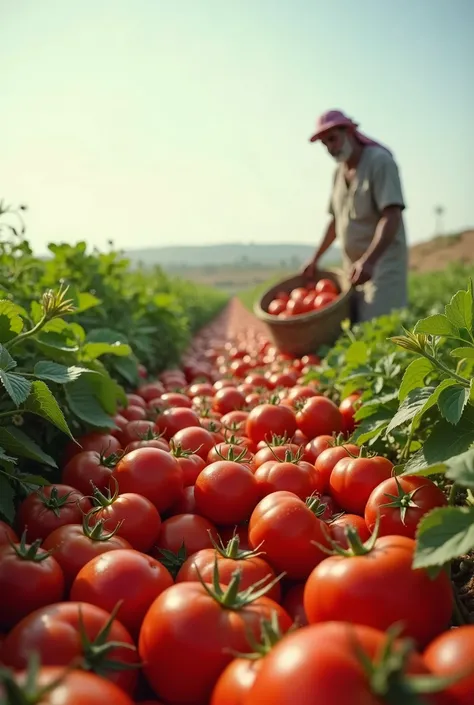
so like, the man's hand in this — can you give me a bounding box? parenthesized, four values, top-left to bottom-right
(350, 259, 374, 286)
(302, 259, 317, 280)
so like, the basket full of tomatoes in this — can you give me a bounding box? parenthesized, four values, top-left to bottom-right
(253, 270, 352, 355)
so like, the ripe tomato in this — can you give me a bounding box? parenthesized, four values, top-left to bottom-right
(1, 668, 135, 704)
(285, 385, 320, 404)
(253, 443, 301, 467)
(248, 491, 331, 580)
(137, 382, 165, 401)
(314, 443, 359, 491)
(0, 519, 18, 546)
(424, 624, 474, 704)
(304, 434, 334, 462)
(90, 487, 161, 553)
(167, 485, 198, 515)
(170, 446, 206, 486)
(254, 459, 324, 500)
(112, 447, 183, 513)
(339, 393, 361, 435)
(171, 426, 215, 460)
(364, 475, 448, 539)
(0, 536, 64, 630)
(62, 450, 118, 496)
(154, 513, 218, 557)
(138, 575, 292, 704)
(70, 549, 173, 638)
(244, 621, 434, 705)
(155, 407, 201, 440)
(281, 582, 307, 626)
(315, 278, 339, 295)
(246, 404, 297, 445)
(210, 658, 264, 705)
(268, 298, 286, 315)
(3, 601, 139, 694)
(304, 534, 452, 647)
(121, 404, 148, 421)
(328, 514, 371, 548)
(329, 454, 394, 515)
(296, 397, 342, 439)
(16, 484, 92, 541)
(161, 392, 193, 408)
(188, 382, 215, 398)
(63, 432, 121, 464)
(314, 292, 337, 308)
(119, 420, 160, 447)
(42, 513, 132, 587)
(195, 461, 259, 525)
(212, 387, 246, 415)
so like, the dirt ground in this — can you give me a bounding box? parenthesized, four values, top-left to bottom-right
(409, 229, 474, 272)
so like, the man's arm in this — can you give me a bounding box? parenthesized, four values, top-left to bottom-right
(360, 206, 402, 268)
(303, 217, 336, 278)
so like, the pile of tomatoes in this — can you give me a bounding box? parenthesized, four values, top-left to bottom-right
(266, 278, 340, 317)
(0, 322, 472, 705)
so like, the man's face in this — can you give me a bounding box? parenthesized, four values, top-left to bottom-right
(320, 128, 347, 158)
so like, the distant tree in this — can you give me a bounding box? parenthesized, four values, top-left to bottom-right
(434, 205, 445, 236)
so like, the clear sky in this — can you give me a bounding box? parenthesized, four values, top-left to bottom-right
(1, 0, 473, 255)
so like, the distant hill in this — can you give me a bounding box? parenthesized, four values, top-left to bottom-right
(124, 242, 342, 271)
(409, 229, 474, 272)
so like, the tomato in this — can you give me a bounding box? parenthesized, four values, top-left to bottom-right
(0, 668, 135, 704)
(3, 601, 139, 694)
(154, 513, 218, 557)
(137, 382, 165, 401)
(138, 573, 292, 704)
(42, 512, 132, 587)
(364, 475, 448, 539)
(176, 536, 281, 603)
(245, 373, 272, 389)
(124, 437, 170, 453)
(329, 454, 394, 515)
(188, 382, 215, 398)
(328, 514, 371, 548)
(424, 624, 474, 704)
(211, 658, 263, 705)
(155, 407, 201, 440)
(314, 443, 359, 491)
(314, 292, 337, 308)
(268, 299, 287, 315)
(126, 392, 147, 409)
(16, 484, 92, 541)
(90, 485, 161, 553)
(171, 426, 215, 460)
(167, 485, 198, 515)
(70, 549, 173, 638)
(207, 442, 255, 467)
(220, 410, 249, 430)
(212, 387, 246, 415)
(161, 392, 193, 408)
(339, 393, 361, 435)
(0, 519, 18, 546)
(304, 434, 334, 462)
(246, 404, 297, 445)
(285, 385, 320, 404)
(121, 404, 148, 421)
(62, 450, 118, 496)
(0, 535, 64, 630)
(304, 534, 452, 647)
(216, 524, 250, 551)
(248, 491, 331, 580)
(195, 461, 259, 525)
(119, 420, 161, 447)
(254, 459, 324, 499)
(245, 621, 436, 705)
(170, 447, 206, 486)
(253, 443, 301, 467)
(296, 397, 342, 439)
(112, 447, 183, 513)
(269, 371, 297, 389)
(63, 432, 121, 464)
(281, 582, 307, 626)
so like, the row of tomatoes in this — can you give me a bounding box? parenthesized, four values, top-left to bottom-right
(266, 278, 340, 317)
(0, 324, 472, 704)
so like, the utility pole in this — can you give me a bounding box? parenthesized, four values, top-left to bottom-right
(434, 205, 445, 236)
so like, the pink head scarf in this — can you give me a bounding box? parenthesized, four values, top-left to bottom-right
(309, 109, 392, 156)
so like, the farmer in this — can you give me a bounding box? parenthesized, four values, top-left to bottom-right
(303, 109, 408, 323)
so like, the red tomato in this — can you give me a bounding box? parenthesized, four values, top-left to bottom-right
(112, 447, 183, 513)
(119, 420, 161, 447)
(248, 491, 331, 580)
(314, 443, 359, 491)
(304, 534, 453, 647)
(269, 371, 297, 389)
(188, 382, 215, 398)
(62, 450, 118, 496)
(328, 514, 371, 548)
(155, 407, 201, 440)
(137, 382, 165, 401)
(424, 624, 474, 704)
(121, 404, 148, 421)
(211, 657, 263, 705)
(138, 575, 292, 704)
(3, 602, 139, 694)
(170, 447, 206, 486)
(70, 549, 173, 638)
(126, 392, 147, 409)
(314, 292, 337, 308)
(63, 432, 121, 464)
(304, 434, 334, 462)
(167, 486, 198, 515)
(268, 299, 286, 315)
(246, 404, 297, 445)
(296, 397, 342, 439)
(253, 443, 301, 467)
(0, 536, 64, 631)
(171, 426, 215, 460)
(244, 621, 434, 705)
(212, 387, 246, 415)
(0, 519, 18, 546)
(329, 454, 394, 515)
(364, 475, 448, 538)
(154, 513, 218, 557)
(42, 513, 132, 588)
(124, 437, 170, 453)
(281, 582, 308, 626)
(195, 461, 259, 525)
(339, 393, 361, 435)
(161, 392, 193, 408)
(315, 278, 339, 295)
(0, 668, 135, 704)
(16, 484, 92, 541)
(254, 459, 324, 500)
(285, 385, 320, 404)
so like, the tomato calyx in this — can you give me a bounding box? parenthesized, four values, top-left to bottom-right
(305, 493, 331, 519)
(313, 513, 380, 557)
(210, 531, 263, 561)
(228, 610, 291, 661)
(195, 557, 284, 611)
(136, 427, 166, 442)
(81, 509, 123, 542)
(327, 432, 353, 448)
(354, 624, 467, 704)
(97, 449, 123, 468)
(0, 653, 77, 705)
(169, 441, 202, 459)
(156, 542, 187, 579)
(379, 476, 423, 525)
(90, 478, 120, 509)
(8, 530, 53, 563)
(214, 446, 251, 464)
(36, 486, 77, 518)
(264, 434, 292, 448)
(77, 601, 141, 675)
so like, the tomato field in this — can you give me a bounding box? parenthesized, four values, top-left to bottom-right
(1, 202, 474, 704)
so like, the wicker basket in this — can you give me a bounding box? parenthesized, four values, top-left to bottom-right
(253, 270, 353, 356)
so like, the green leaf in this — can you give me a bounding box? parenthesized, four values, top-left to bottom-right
(437, 383, 471, 425)
(414, 314, 456, 336)
(111, 356, 140, 386)
(33, 361, 94, 384)
(81, 342, 131, 361)
(413, 506, 474, 569)
(0, 300, 25, 343)
(74, 292, 101, 313)
(0, 370, 32, 407)
(410, 379, 459, 429)
(19, 474, 51, 487)
(30, 301, 43, 325)
(445, 288, 473, 333)
(401, 455, 447, 477)
(345, 341, 368, 365)
(386, 388, 435, 435)
(0, 345, 17, 372)
(24, 380, 74, 438)
(65, 377, 117, 429)
(85, 367, 125, 415)
(0, 427, 56, 467)
(351, 410, 390, 445)
(0, 473, 15, 522)
(0, 446, 17, 464)
(398, 358, 434, 402)
(451, 347, 474, 359)
(445, 448, 474, 489)
(422, 410, 474, 465)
